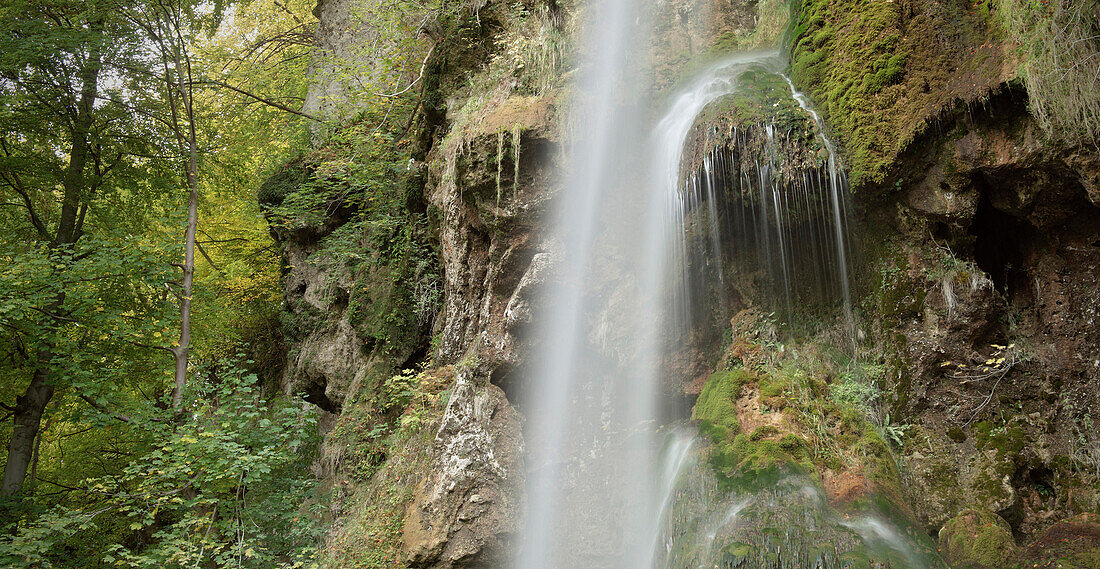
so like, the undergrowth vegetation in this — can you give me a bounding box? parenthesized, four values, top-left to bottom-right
(1, 359, 325, 568)
(319, 366, 454, 569)
(261, 103, 441, 361)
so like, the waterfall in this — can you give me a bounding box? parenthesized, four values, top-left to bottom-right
(519, 5, 858, 569)
(675, 66, 856, 325)
(517, 0, 658, 564)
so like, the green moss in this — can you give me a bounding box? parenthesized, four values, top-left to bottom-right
(750, 425, 780, 441)
(717, 432, 810, 490)
(947, 426, 967, 443)
(693, 368, 821, 490)
(320, 368, 453, 568)
(321, 420, 436, 569)
(693, 369, 753, 442)
(938, 510, 1018, 569)
(280, 297, 326, 342)
(972, 420, 1027, 457)
(758, 373, 786, 398)
(694, 314, 916, 501)
(697, 67, 813, 132)
(788, 0, 1010, 188)
(1053, 547, 1100, 569)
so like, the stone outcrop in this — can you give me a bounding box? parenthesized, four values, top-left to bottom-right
(427, 93, 561, 374)
(402, 362, 524, 567)
(869, 92, 1100, 537)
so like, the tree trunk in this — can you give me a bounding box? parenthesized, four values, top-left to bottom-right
(2, 365, 54, 496)
(171, 183, 196, 409)
(170, 36, 198, 411)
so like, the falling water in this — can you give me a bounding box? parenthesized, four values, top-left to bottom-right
(521, 3, 860, 568)
(517, 0, 660, 563)
(675, 65, 856, 323)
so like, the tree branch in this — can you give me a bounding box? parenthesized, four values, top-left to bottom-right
(76, 394, 134, 423)
(191, 80, 324, 122)
(374, 44, 435, 98)
(196, 241, 222, 273)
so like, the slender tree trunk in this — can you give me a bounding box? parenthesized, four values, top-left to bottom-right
(27, 416, 50, 493)
(169, 36, 198, 411)
(172, 182, 196, 409)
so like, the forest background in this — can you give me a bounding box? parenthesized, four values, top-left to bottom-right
(0, 0, 355, 565)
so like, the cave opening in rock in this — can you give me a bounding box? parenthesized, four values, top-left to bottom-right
(970, 191, 1033, 298)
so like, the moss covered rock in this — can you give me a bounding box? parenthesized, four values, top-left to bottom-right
(693, 368, 752, 442)
(680, 65, 826, 195)
(938, 509, 1018, 569)
(789, 0, 1017, 189)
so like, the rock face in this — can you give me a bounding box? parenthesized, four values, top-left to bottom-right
(426, 93, 561, 373)
(872, 94, 1100, 537)
(277, 0, 567, 565)
(303, 0, 432, 127)
(781, 0, 1100, 551)
(938, 510, 1019, 569)
(279, 0, 1100, 565)
(402, 363, 524, 568)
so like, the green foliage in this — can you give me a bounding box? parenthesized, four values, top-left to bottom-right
(0, 232, 181, 433)
(488, 2, 568, 96)
(830, 363, 884, 413)
(0, 1, 319, 566)
(265, 106, 440, 359)
(0, 359, 325, 568)
(695, 314, 904, 496)
(327, 367, 451, 483)
(320, 367, 453, 569)
(972, 420, 1027, 457)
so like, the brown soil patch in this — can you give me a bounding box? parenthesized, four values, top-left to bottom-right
(735, 384, 789, 435)
(821, 469, 871, 505)
(478, 95, 554, 135)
